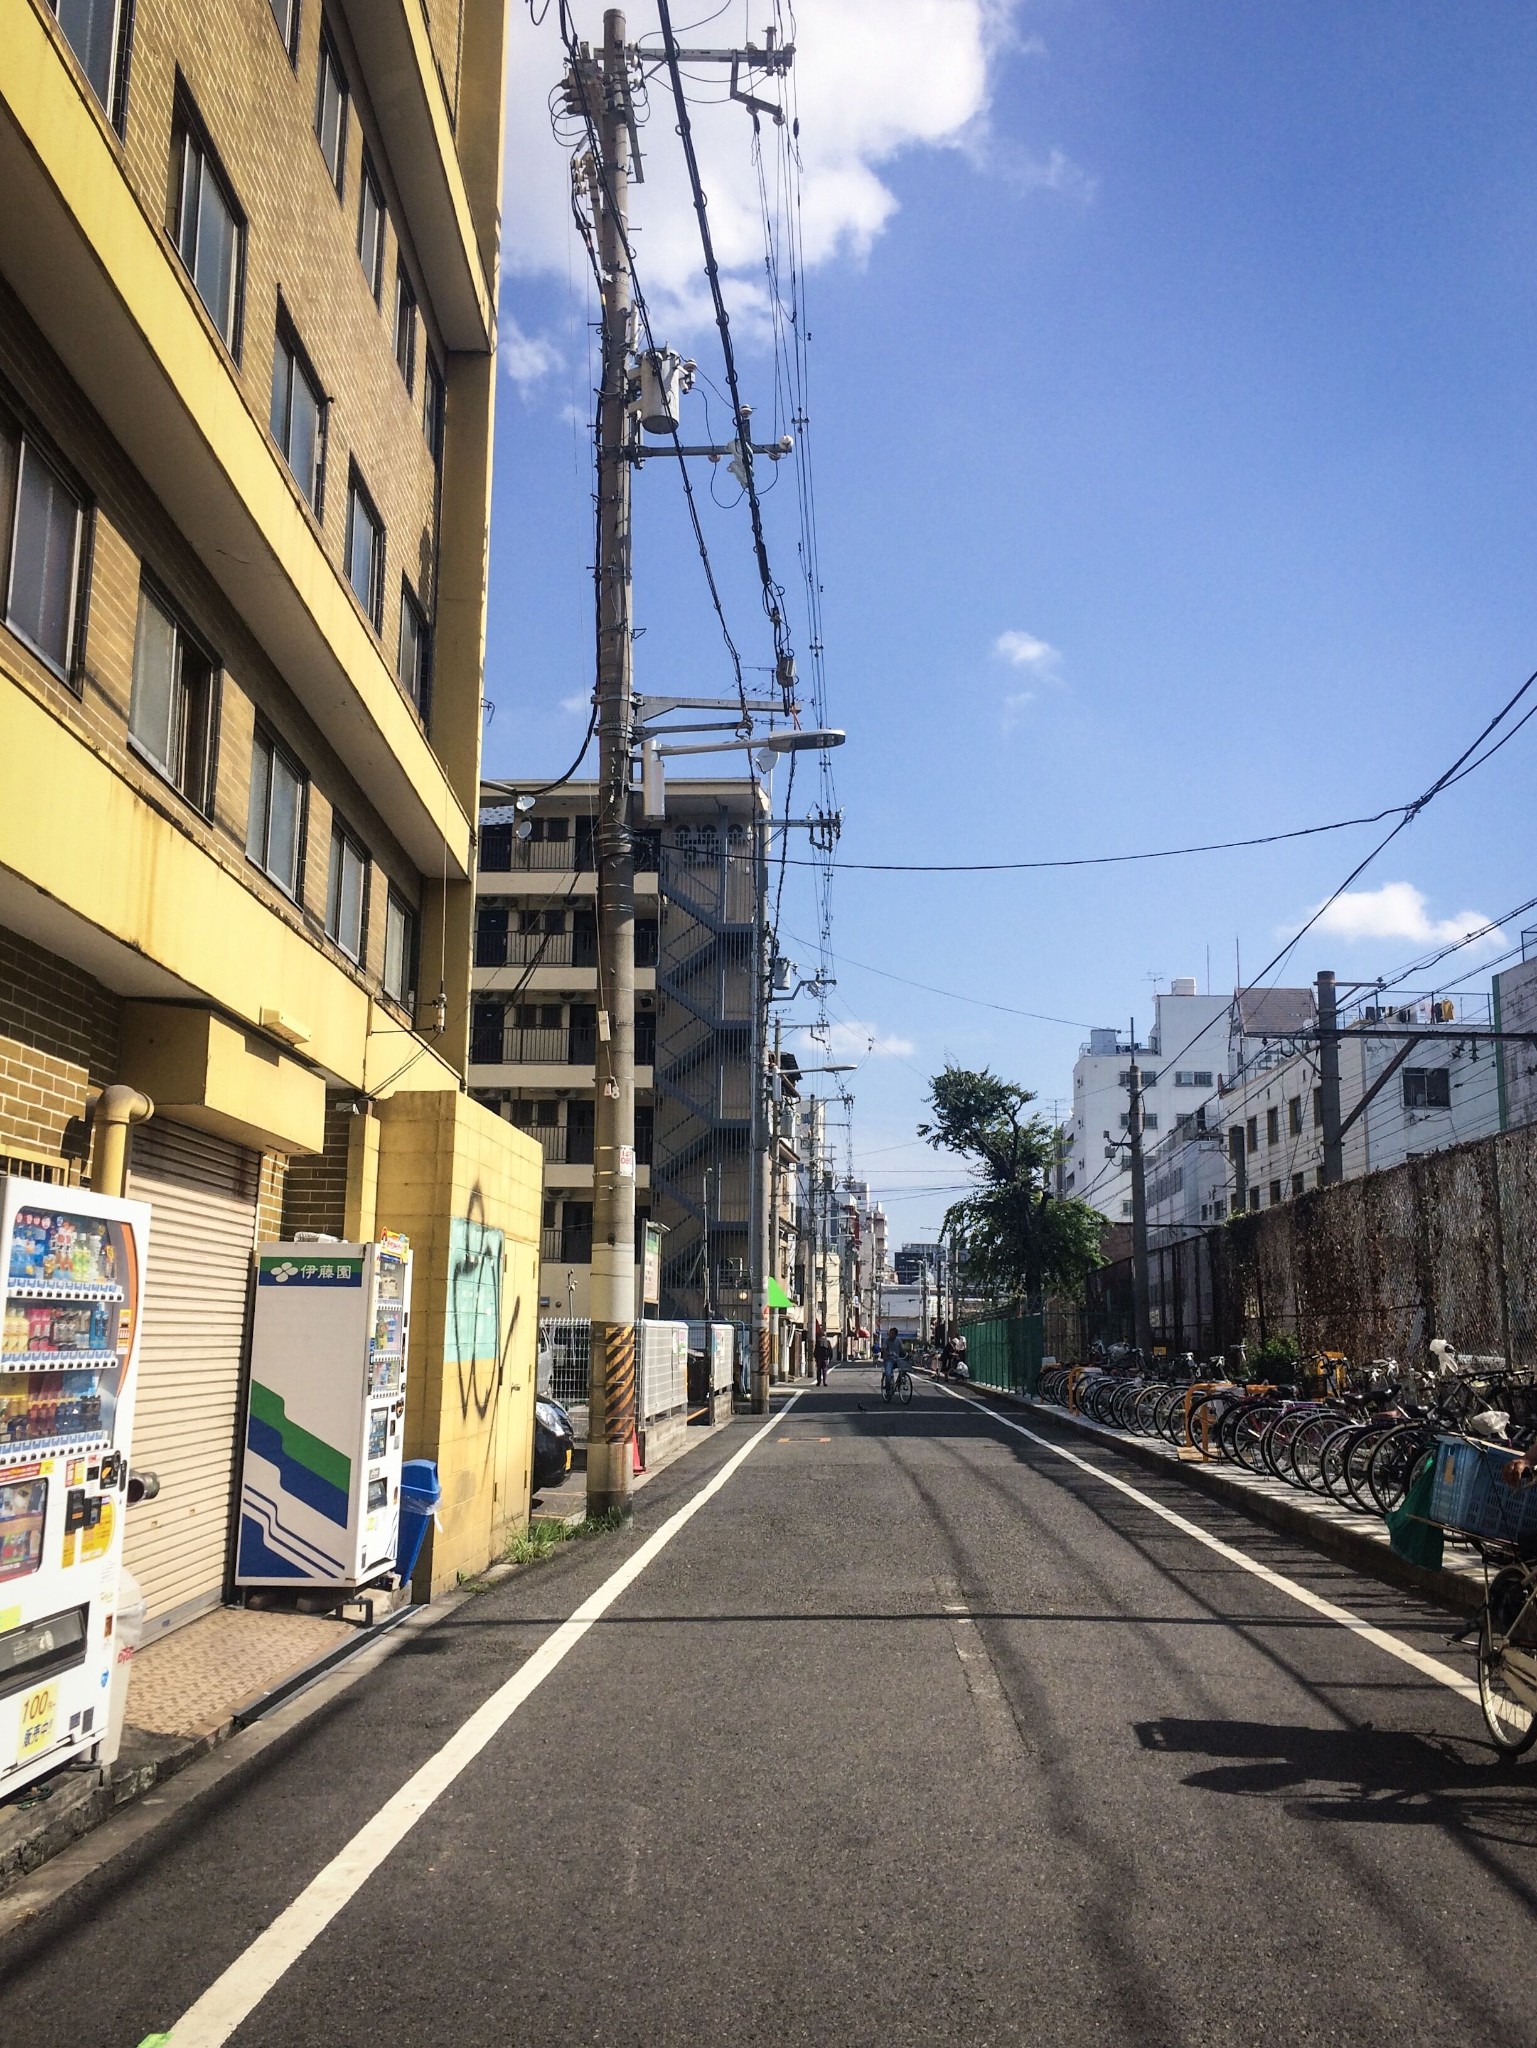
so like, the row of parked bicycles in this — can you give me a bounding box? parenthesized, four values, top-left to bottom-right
(1037, 1342, 1532, 1522)
(1035, 1342, 1537, 1756)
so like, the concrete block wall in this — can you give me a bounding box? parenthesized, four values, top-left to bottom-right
(374, 1088, 542, 1594)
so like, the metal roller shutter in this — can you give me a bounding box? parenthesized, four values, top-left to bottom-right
(126, 1119, 259, 1637)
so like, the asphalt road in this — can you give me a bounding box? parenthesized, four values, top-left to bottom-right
(4, 1366, 1536, 2048)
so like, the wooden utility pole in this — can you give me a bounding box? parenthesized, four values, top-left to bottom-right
(582, 10, 637, 1517)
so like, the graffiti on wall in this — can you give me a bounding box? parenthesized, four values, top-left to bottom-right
(449, 1189, 503, 1423)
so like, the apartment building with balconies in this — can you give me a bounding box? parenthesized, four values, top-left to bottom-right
(471, 775, 766, 1322)
(0, 0, 536, 1623)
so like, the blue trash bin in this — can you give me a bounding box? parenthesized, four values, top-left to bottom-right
(396, 1459, 441, 1588)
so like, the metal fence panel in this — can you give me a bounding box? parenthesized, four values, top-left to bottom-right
(962, 1314, 1044, 1396)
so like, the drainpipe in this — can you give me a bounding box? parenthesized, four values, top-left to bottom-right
(89, 1085, 154, 1196)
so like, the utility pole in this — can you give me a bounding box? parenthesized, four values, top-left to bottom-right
(1127, 1018, 1154, 1363)
(767, 1015, 782, 1383)
(1317, 968, 1343, 1185)
(580, 10, 637, 1518)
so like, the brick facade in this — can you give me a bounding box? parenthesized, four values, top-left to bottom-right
(281, 1094, 353, 1238)
(0, 923, 122, 1162)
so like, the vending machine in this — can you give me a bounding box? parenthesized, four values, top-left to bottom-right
(236, 1235, 411, 1591)
(0, 1177, 151, 1797)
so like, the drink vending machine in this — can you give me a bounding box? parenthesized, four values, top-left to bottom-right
(0, 1177, 151, 1797)
(236, 1235, 412, 1591)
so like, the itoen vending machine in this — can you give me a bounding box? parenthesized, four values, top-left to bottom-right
(0, 1177, 150, 1797)
(236, 1235, 412, 1591)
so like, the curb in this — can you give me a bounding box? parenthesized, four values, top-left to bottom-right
(951, 1378, 1486, 1615)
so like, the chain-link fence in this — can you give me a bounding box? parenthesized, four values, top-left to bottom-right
(1081, 1121, 1537, 1366)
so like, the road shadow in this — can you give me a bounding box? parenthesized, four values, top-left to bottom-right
(1135, 1714, 1537, 1854)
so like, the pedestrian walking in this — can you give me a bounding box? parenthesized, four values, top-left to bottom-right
(814, 1330, 833, 1386)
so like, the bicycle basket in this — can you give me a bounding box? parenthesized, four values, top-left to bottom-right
(1428, 1436, 1537, 1548)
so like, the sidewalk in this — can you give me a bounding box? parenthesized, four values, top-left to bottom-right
(949, 1376, 1488, 1615)
(1, 1602, 376, 1895)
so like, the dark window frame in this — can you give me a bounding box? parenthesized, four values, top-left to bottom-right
(356, 148, 386, 302)
(422, 351, 445, 463)
(393, 265, 417, 392)
(169, 83, 246, 359)
(383, 886, 418, 1011)
(49, 0, 135, 130)
(0, 402, 92, 691)
(268, 0, 300, 65)
(344, 465, 385, 629)
(246, 723, 309, 900)
(314, 23, 349, 198)
(1403, 1066, 1452, 1111)
(325, 817, 368, 963)
(397, 576, 431, 718)
(269, 306, 327, 516)
(126, 574, 221, 815)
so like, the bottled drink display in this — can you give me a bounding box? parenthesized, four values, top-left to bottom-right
(2, 1205, 128, 1457)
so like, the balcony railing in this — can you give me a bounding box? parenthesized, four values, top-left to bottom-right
(540, 1227, 593, 1264)
(471, 1027, 594, 1066)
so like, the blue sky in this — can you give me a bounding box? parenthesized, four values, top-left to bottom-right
(484, 1, 1537, 1239)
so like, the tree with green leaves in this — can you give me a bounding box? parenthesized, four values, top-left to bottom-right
(919, 1064, 1105, 1313)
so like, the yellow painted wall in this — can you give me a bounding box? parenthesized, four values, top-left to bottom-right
(372, 1089, 542, 1594)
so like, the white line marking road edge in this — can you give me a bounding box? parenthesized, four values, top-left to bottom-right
(934, 1380, 1481, 1709)
(163, 1396, 803, 2047)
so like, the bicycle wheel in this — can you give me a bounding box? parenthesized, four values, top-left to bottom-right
(1367, 1424, 1433, 1517)
(1289, 1412, 1342, 1492)
(1479, 1568, 1537, 1757)
(1234, 1404, 1282, 1474)
(896, 1368, 913, 1406)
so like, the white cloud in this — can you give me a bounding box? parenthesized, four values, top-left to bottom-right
(797, 1020, 915, 1062)
(559, 691, 590, 714)
(993, 628, 1061, 673)
(1001, 689, 1035, 730)
(499, 317, 563, 391)
(501, 4, 1076, 344)
(1301, 883, 1506, 955)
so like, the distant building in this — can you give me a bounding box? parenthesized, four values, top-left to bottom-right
(469, 777, 768, 1323)
(1495, 935, 1537, 1131)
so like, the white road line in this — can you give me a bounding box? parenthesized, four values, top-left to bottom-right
(162, 1397, 802, 2048)
(934, 1381, 1482, 1709)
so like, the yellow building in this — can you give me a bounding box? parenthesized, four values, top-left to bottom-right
(0, 0, 535, 1625)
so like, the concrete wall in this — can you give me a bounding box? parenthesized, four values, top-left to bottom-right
(375, 1090, 543, 1596)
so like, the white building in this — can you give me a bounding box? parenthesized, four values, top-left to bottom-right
(1060, 980, 1231, 1222)
(1496, 940, 1537, 1131)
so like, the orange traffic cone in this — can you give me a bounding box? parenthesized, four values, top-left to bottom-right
(632, 1426, 645, 1476)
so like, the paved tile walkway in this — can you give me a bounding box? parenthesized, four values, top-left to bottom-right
(126, 1608, 353, 1738)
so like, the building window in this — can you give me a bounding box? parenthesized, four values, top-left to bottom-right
(314, 27, 349, 196)
(1291, 1173, 1305, 1198)
(0, 418, 86, 680)
(268, 0, 299, 60)
(357, 151, 385, 301)
(345, 470, 384, 627)
(1266, 1106, 1280, 1147)
(1174, 1069, 1213, 1088)
(1403, 1067, 1452, 1110)
(1246, 1116, 1259, 1154)
(394, 268, 417, 391)
(1248, 1188, 1261, 1212)
(383, 889, 417, 1009)
(247, 727, 306, 897)
(50, 0, 131, 120)
(397, 581, 431, 714)
(423, 353, 445, 463)
(1269, 1180, 1282, 1206)
(326, 823, 366, 961)
(1288, 1095, 1303, 1136)
(129, 584, 217, 810)
(269, 315, 326, 513)
(171, 96, 244, 354)
(1176, 1112, 1195, 1132)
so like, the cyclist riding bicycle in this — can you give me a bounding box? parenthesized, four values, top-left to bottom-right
(881, 1325, 904, 1398)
